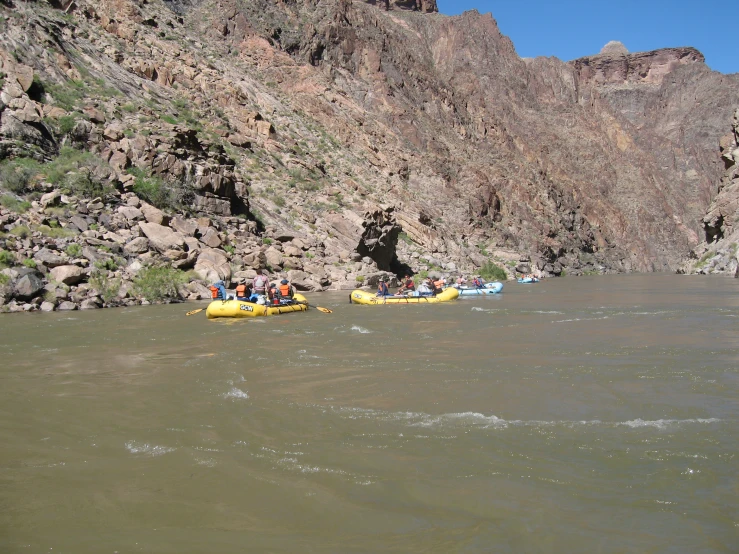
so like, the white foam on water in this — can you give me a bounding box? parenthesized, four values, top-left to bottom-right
(223, 387, 249, 399)
(323, 405, 722, 433)
(616, 418, 720, 429)
(350, 325, 371, 334)
(553, 316, 610, 323)
(125, 441, 176, 457)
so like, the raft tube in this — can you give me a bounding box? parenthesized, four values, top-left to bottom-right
(455, 282, 504, 295)
(517, 277, 539, 284)
(349, 287, 459, 305)
(206, 293, 309, 319)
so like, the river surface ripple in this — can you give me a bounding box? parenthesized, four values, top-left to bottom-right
(0, 274, 737, 553)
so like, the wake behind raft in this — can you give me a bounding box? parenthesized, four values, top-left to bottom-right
(206, 293, 310, 319)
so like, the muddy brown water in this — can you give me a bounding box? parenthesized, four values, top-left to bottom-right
(1, 274, 737, 553)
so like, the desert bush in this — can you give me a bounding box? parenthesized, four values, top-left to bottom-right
(479, 260, 508, 281)
(10, 225, 31, 239)
(65, 243, 82, 257)
(0, 250, 15, 267)
(132, 265, 188, 302)
(89, 271, 122, 303)
(0, 159, 41, 193)
(0, 194, 31, 213)
(93, 258, 119, 272)
(128, 167, 191, 211)
(35, 225, 77, 239)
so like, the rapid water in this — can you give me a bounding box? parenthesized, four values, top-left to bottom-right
(0, 274, 737, 553)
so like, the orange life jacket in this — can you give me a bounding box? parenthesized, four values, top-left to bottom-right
(209, 286, 219, 299)
(235, 284, 247, 297)
(279, 283, 292, 297)
(433, 280, 444, 290)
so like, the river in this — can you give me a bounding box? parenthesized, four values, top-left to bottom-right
(0, 274, 737, 553)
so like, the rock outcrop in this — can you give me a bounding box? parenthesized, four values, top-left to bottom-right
(681, 109, 739, 275)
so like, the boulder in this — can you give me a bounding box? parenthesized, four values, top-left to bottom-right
(33, 248, 66, 268)
(50, 265, 85, 286)
(40, 301, 56, 312)
(40, 190, 62, 208)
(194, 248, 231, 284)
(140, 202, 169, 225)
(69, 216, 89, 232)
(171, 217, 198, 236)
(186, 281, 212, 300)
(286, 269, 323, 292)
(13, 273, 45, 300)
(56, 301, 78, 311)
(117, 205, 144, 221)
(264, 246, 284, 268)
(139, 222, 185, 252)
(123, 237, 150, 255)
(283, 245, 304, 258)
(200, 227, 222, 249)
(80, 297, 102, 310)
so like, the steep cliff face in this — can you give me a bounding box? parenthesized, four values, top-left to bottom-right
(1, 0, 738, 311)
(681, 109, 739, 275)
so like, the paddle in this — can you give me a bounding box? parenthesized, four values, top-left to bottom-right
(295, 300, 332, 313)
(186, 308, 204, 316)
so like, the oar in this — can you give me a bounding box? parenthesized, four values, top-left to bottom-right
(295, 300, 332, 313)
(186, 308, 204, 316)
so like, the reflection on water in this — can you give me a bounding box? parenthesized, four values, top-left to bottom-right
(0, 274, 738, 553)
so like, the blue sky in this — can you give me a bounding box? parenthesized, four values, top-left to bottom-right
(436, 1, 737, 75)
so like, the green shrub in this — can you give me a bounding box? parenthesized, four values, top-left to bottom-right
(0, 273, 9, 286)
(10, 225, 31, 239)
(0, 194, 31, 213)
(128, 167, 188, 211)
(398, 232, 413, 245)
(42, 147, 109, 199)
(161, 114, 177, 125)
(479, 260, 507, 281)
(35, 225, 77, 239)
(0, 250, 14, 267)
(65, 243, 82, 257)
(262, 237, 273, 245)
(355, 275, 365, 282)
(0, 159, 40, 193)
(93, 258, 118, 271)
(89, 271, 121, 303)
(132, 265, 188, 302)
(54, 113, 81, 135)
(43, 80, 86, 111)
(63, 171, 112, 199)
(21, 258, 37, 268)
(223, 244, 235, 255)
(274, 195, 286, 207)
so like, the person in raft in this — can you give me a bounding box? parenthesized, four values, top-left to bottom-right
(433, 277, 445, 293)
(397, 275, 416, 295)
(210, 280, 228, 301)
(235, 280, 251, 301)
(376, 277, 390, 297)
(252, 269, 269, 298)
(417, 278, 435, 296)
(472, 276, 484, 288)
(277, 279, 295, 303)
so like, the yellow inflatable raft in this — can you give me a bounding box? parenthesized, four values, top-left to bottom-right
(349, 287, 459, 305)
(206, 293, 309, 319)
